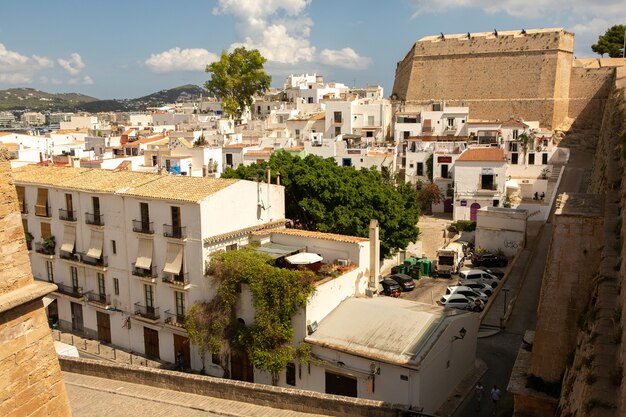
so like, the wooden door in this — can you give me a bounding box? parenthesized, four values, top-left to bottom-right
(96, 311, 111, 343)
(230, 350, 254, 382)
(470, 203, 481, 221)
(143, 327, 160, 359)
(70, 302, 83, 332)
(173, 334, 191, 370)
(325, 371, 357, 398)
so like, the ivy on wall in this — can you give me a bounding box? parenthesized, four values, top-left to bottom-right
(185, 248, 316, 384)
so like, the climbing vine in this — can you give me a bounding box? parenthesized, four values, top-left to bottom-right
(186, 248, 316, 384)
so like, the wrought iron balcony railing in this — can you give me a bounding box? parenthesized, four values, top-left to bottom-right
(132, 219, 154, 234)
(163, 224, 187, 239)
(59, 208, 77, 222)
(85, 212, 104, 226)
(134, 302, 160, 321)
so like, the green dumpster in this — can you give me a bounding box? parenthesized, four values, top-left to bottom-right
(421, 259, 431, 277)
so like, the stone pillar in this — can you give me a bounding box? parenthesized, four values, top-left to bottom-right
(0, 147, 72, 416)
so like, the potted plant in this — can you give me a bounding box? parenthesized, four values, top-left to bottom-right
(25, 232, 33, 250)
(42, 235, 56, 253)
(540, 168, 550, 179)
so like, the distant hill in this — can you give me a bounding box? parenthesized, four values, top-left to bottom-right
(0, 84, 209, 113)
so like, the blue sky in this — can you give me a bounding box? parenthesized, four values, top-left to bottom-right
(0, 0, 623, 99)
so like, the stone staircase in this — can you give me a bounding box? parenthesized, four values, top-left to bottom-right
(543, 165, 563, 203)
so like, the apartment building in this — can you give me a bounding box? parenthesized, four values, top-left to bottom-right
(14, 165, 285, 370)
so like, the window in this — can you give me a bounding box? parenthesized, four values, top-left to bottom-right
(368, 115, 375, 126)
(447, 118, 454, 127)
(111, 240, 117, 254)
(333, 111, 342, 123)
(513, 130, 519, 139)
(70, 266, 78, 289)
(509, 142, 518, 152)
(542, 153, 548, 165)
(46, 261, 54, 282)
(65, 193, 73, 213)
(35, 188, 49, 217)
(225, 154, 233, 167)
(528, 153, 535, 165)
(140, 202, 150, 225)
(113, 278, 119, 295)
(481, 174, 494, 190)
(226, 243, 238, 251)
(441, 164, 449, 179)
(342, 158, 352, 167)
(334, 126, 341, 137)
(366, 131, 373, 138)
(92, 196, 100, 217)
(417, 162, 424, 176)
(295, 129, 300, 139)
(308, 97, 313, 104)
(40, 222, 51, 239)
(511, 153, 518, 165)
(175, 291, 185, 317)
(144, 284, 154, 308)
(409, 163, 414, 169)
(97, 273, 106, 296)
(286, 362, 296, 386)
(493, 199, 500, 207)
(16, 186, 25, 213)
(403, 131, 410, 139)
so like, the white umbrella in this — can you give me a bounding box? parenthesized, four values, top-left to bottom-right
(505, 179, 520, 189)
(285, 252, 323, 265)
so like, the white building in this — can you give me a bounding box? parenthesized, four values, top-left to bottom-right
(453, 147, 507, 221)
(323, 97, 391, 143)
(475, 207, 528, 257)
(21, 112, 46, 126)
(14, 165, 285, 372)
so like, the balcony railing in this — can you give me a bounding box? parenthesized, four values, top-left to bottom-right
(85, 212, 104, 226)
(163, 224, 187, 239)
(73, 252, 108, 268)
(162, 272, 189, 287)
(478, 183, 498, 191)
(134, 303, 160, 321)
(132, 219, 154, 234)
(34, 242, 55, 256)
(59, 250, 75, 260)
(35, 204, 51, 217)
(55, 283, 83, 298)
(132, 263, 158, 279)
(19, 202, 28, 214)
(59, 209, 77, 222)
(85, 291, 111, 306)
(164, 310, 185, 327)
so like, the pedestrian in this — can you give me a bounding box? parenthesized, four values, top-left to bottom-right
(176, 350, 184, 371)
(533, 191, 539, 200)
(474, 381, 484, 411)
(540, 192, 545, 200)
(490, 384, 501, 415)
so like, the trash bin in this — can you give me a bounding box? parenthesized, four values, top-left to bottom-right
(420, 259, 431, 277)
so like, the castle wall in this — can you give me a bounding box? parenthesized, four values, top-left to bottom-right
(567, 65, 615, 130)
(0, 147, 72, 417)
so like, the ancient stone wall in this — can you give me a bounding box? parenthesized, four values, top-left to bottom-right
(0, 147, 72, 417)
(567, 65, 615, 131)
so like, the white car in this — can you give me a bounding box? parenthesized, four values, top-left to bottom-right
(438, 293, 484, 312)
(445, 285, 489, 303)
(459, 269, 501, 288)
(459, 281, 494, 297)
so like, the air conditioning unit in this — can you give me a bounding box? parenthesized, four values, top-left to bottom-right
(307, 321, 318, 335)
(336, 259, 349, 266)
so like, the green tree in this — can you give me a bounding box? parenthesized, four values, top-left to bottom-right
(592, 25, 626, 58)
(204, 47, 272, 120)
(222, 151, 420, 257)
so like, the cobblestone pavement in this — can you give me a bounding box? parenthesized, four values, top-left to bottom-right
(64, 372, 330, 417)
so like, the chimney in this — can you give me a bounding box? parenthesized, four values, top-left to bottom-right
(368, 219, 380, 296)
(276, 171, 281, 185)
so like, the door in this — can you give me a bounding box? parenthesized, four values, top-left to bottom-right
(143, 327, 160, 359)
(444, 198, 453, 213)
(542, 153, 548, 164)
(528, 153, 535, 165)
(441, 164, 448, 178)
(96, 311, 111, 343)
(173, 334, 191, 370)
(230, 350, 254, 382)
(511, 153, 518, 165)
(325, 371, 357, 398)
(70, 302, 84, 333)
(470, 203, 481, 221)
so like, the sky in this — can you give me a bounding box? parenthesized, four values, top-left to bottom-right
(0, 0, 624, 100)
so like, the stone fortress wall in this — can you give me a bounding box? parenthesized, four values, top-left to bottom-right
(392, 28, 615, 131)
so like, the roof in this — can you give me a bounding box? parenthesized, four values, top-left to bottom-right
(12, 165, 240, 203)
(500, 118, 529, 128)
(457, 147, 505, 162)
(254, 228, 368, 244)
(253, 242, 303, 259)
(305, 297, 470, 368)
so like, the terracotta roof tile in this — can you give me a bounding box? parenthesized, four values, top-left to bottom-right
(457, 147, 505, 162)
(254, 228, 369, 244)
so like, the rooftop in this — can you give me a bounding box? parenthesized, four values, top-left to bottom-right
(254, 228, 368, 244)
(457, 147, 505, 162)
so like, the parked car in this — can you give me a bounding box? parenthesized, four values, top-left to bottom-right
(478, 268, 505, 279)
(460, 281, 494, 297)
(438, 293, 484, 312)
(380, 278, 402, 297)
(471, 252, 508, 267)
(386, 273, 415, 291)
(459, 269, 501, 288)
(445, 285, 489, 303)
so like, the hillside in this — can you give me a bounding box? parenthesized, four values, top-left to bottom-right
(0, 84, 209, 113)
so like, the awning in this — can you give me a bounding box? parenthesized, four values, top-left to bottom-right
(43, 296, 55, 308)
(40, 222, 51, 239)
(16, 186, 25, 205)
(163, 242, 183, 274)
(60, 226, 76, 253)
(286, 252, 323, 265)
(35, 188, 48, 216)
(253, 243, 303, 259)
(505, 179, 520, 189)
(86, 230, 104, 259)
(135, 239, 153, 270)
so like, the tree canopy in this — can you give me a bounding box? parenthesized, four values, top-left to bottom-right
(592, 25, 626, 58)
(204, 47, 271, 120)
(222, 151, 420, 257)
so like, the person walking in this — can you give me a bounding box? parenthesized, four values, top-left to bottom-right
(474, 381, 484, 411)
(490, 384, 501, 415)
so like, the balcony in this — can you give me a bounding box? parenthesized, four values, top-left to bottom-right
(59, 209, 77, 222)
(85, 212, 104, 226)
(19, 202, 28, 214)
(35, 204, 51, 218)
(163, 224, 187, 239)
(65, 252, 108, 269)
(164, 310, 185, 328)
(54, 283, 84, 299)
(162, 272, 190, 288)
(132, 263, 158, 281)
(134, 302, 160, 322)
(34, 242, 55, 256)
(85, 291, 111, 307)
(477, 182, 499, 193)
(132, 220, 154, 234)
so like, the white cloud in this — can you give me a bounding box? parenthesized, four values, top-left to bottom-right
(145, 47, 219, 73)
(83, 75, 94, 85)
(213, 0, 370, 70)
(319, 48, 372, 70)
(58, 53, 85, 75)
(0, 43, 54, 84)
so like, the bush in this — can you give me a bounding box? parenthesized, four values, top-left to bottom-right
(451, 220, 476, 232)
